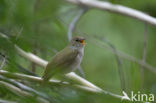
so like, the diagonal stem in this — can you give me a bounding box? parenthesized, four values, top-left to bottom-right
(67, 8, 88, 77)
(140, 23, 148, 89)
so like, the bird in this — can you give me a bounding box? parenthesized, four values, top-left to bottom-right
(42, 36, 86, 83)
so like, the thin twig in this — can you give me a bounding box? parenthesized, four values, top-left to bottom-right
(68, 8, 87, 41)
(85, 34, 156, 73)
(101, 37, 126, 92)
(31, 0, 40, 73)
(64, 0, 156, 26)
(0, 56, 6, 70)
(31, 44, 37, 73)
(140, 23, 148, 88)
(67, 8, 87, 77)
(15, 26, 23, 40)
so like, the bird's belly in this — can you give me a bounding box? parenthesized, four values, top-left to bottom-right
(63, 54, 82, 73)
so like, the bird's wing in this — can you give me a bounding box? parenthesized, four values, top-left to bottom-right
(42, 47, 78, 82)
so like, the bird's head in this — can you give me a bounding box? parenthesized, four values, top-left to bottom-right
(70, 36, 86, 48)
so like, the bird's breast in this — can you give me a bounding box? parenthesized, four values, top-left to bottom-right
(63, 49, 84, 73)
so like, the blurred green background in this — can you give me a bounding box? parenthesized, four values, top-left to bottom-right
(0, 0, 156, 103)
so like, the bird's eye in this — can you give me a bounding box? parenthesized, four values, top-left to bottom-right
(75, 39, 79, 42)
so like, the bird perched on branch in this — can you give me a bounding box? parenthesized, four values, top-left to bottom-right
(42, 36, 86, 83)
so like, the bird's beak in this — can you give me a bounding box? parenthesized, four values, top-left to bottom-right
(80, 39, 86, 45)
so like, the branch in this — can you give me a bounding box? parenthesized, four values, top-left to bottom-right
(15, 46, 102, 90)
(15, 45, 47, 68)
(0, 70, 124, 100)
(0, 81, 49, 103)
(64, 0, 156, 26)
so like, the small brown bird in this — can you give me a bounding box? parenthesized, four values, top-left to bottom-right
(42, 36, 86, 82)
